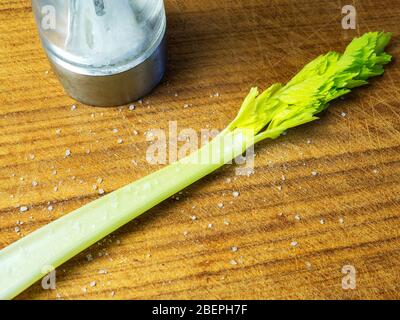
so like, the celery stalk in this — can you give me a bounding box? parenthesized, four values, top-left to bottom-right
(0, 32, 392, 299)
(0, 130, 253, 299)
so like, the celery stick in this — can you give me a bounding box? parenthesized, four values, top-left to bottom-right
(0, 32, 392, 299)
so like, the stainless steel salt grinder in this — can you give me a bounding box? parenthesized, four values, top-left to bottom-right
(32, 0, 167, 106)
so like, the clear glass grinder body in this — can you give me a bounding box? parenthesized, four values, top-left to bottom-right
(32, 0, 167, 106)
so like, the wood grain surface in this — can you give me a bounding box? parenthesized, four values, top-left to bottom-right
(1, 0, 400, 300)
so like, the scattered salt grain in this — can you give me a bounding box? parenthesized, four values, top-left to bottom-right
(319, 219, 325, 225)
(47, 205, 53, 212)
(19, 206, 28, 213)
(294, 214, 301, 221)
(341, 112, 347, 117)
(208, 223, 213, 229)
(98, 188, 105, 195)
(71, 105, 77, 111)
(86, 254, 93, 262)
(89, 281, 97, 288)
(230, 259, 238, 265)
(99, 269, 108, 275)
(55, 128, 61, 135)
(232, 191, 240, 198)
(112, 128, 119, 133)
(339, 217, 345, 224)
(117, 138, 123, 144)
(129, 104, 136, 111)
(290, 241, 298, 247)
(231, 246, 238, 252)
(183, 231, 188, 236)
(191, 215, 197, 221)
(29, 154, 35, 160)
(217, 203, 224, 209)
(65, 149, 71, 157)
(15, 226, 20, 233)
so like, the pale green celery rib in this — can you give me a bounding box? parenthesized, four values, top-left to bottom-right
(0, 129, 254, 300)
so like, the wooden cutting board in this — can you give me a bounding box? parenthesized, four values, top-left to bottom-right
(1, 0, 399, 300)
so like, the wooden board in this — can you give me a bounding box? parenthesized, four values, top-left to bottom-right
(1, 0, 400, 300)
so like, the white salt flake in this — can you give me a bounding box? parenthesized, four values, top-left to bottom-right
(290, 241, 298, 247)
(65, 149, 71, 157)
(232, 191, 240, 198)
(98, 188, 105, 195)
(19, 206, 28, 213)
(89, 281, 97, 288)
(231, 246, 238, 252)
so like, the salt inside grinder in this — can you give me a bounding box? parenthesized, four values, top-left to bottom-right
(32, 0, 167, 106)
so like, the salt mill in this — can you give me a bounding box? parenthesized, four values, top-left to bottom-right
(32, 0, 167, 106)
